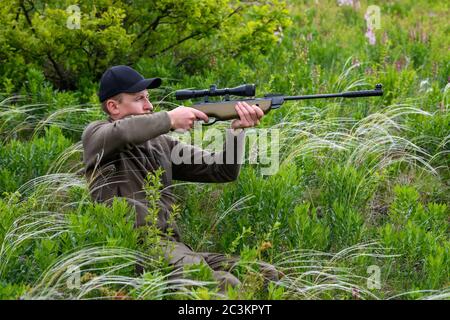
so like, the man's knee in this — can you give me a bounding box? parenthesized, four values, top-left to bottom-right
(259, 262, 282, 282)
(176, 253, 205, 267)
(213, 270, 241, 292)
(162, 241, 203, 266)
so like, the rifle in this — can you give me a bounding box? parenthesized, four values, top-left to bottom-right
(175, 84, 383, 124)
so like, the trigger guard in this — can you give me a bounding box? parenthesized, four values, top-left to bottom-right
(203, 117, 217, 126)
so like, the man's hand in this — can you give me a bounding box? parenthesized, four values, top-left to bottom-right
(167, 106, 208, 131)
(231, 101, 264, 129)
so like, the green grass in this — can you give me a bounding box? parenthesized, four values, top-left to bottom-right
(0, 0, 448, 299)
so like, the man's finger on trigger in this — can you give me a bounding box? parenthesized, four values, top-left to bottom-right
(193, 109, 208, 122)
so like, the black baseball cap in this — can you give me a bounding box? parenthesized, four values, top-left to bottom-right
(98, 65, 162, 102)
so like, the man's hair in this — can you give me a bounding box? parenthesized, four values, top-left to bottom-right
(101, 93, 123, 115)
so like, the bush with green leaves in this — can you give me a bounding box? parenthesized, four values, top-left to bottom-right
(0, 126, 73, 194)
(0, 0, 291, 94)
(379, 186, 449, 293)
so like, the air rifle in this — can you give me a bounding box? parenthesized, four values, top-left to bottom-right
(175, 83, 383, 124)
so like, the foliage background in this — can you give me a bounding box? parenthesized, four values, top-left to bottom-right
(0, 0, 448, 299)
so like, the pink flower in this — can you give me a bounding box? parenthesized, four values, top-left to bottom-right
(352, 57, 361, 68)
(364, 10, 377, 45)
(365, 28, 376, 45)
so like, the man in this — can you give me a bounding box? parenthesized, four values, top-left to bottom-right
(82, 65, 278, 293)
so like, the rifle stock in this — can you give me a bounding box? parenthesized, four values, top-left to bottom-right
(191, 99, 273, 121)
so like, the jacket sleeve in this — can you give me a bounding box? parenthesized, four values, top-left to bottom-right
(82, 112, 172, 170)
(169, 129, 245, 183)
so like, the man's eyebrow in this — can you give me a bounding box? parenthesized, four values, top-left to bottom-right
(133, 92, 149, 97)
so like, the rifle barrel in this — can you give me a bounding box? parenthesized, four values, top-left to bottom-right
(283, 85, 383, 101)
(284, 93, 347, 100)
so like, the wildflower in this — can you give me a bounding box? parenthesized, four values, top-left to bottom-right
(274, 26, 284, 44)
(259, 241, 273, 252)
(352, 57, 361, 68)
(382, 31, 389, 44)
(364, 10, 377, 45)
(352, 287, 361, 299)
(419, 79, 432, 93)
(395, 58, 404, 72)
(365, 28, 376, 45)
(114, 290, 130, 300)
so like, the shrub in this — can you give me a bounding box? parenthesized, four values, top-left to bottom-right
(0, 126, 73, 194)
(379, 185, 449, 292)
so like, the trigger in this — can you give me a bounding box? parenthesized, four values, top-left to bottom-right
(203, 118, 217, 126)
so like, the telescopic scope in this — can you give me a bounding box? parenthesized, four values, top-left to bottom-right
(175, 84, 256, 100)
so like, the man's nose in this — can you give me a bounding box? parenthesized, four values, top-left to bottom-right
(144, 99, 153, 111)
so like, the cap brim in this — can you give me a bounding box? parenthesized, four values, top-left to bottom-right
(124, 77, 162, 93)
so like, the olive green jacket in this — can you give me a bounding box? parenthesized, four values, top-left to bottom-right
(82, 111, 244, 240)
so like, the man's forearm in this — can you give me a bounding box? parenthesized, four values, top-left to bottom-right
(170, 128, 245, 182)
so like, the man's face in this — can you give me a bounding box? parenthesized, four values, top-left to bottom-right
(106, 90, 153, 119)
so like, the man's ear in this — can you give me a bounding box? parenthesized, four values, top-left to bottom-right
(106, 99, 120, 116)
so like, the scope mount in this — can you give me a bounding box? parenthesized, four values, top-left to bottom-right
(206, 84, 236, 102)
